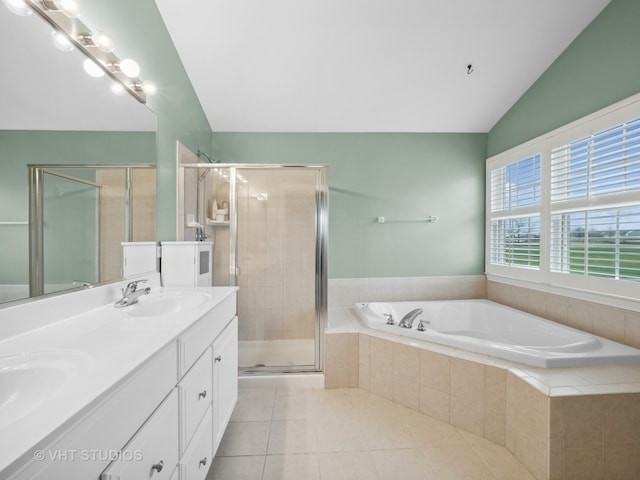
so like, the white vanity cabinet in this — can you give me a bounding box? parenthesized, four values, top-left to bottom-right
(7, 289, 238, 480)
(212, 317, 238, 451)
(161, 242, 213, 287)
(101, 390, 179, 480)
(103, 294, 238, 480)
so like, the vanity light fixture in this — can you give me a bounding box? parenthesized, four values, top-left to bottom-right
(118, 58, 140, 78)
(78, 31, 115, 53)
(19, 0, 154, 103)
(51, 30, 74, 51)
(83, 58, 105, 78)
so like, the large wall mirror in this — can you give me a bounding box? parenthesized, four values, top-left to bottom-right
(0, 4, 157, 304)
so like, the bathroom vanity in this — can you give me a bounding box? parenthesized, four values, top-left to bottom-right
(0, 275, 238, 480)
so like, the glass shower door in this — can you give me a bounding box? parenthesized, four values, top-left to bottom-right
(199, 164, 327, 373)
(235, 167, 320, 370)
(41, 170, 100, 295)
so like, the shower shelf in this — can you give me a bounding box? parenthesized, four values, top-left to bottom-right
(206, 219, 230, 226)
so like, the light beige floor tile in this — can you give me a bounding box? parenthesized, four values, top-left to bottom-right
(272, 392, 315, 420)
(206, 455, 265, 480)
(267, 420, 318, 454)
(458, 429, 496, 446)
(473, 444, 536, 480)
(359, 415, 418, 450)
(371, 448, 438, 480)
(400, 410, 466, 447)
(312, 389, 358, 417)
(318, 451, 380, 480)
(422, 446, 497, 480)
(231, 389, 276, 422)
(315, 416, 368, 452)
(349, 388, 403, 418)
(217, 421, 271, 457)
(263, 453, 320, 480)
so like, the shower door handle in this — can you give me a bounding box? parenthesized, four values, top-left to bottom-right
(236, 266, 241, 278)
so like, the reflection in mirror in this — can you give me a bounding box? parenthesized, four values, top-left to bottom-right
(0, 4, 157, 304)
(29, 165, 156, 297)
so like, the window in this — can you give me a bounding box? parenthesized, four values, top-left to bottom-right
(487, 96, 640, 300)
(489, 155, 541, 270)
(550, 118, 640, 281)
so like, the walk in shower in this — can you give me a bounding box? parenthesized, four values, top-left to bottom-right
(28, 164, 156, 297)
(178, 162, 328, 374)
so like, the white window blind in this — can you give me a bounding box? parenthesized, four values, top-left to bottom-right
(550, 117, 640, 282)
(491, 216, 540, 268)
(551, 118, 640, 203)
(491, 155, 541, 212)
(489, 154, 541, 270)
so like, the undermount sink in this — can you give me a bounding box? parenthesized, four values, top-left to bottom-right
(127, 292, 210, 318)
(0, 351, 91, 430)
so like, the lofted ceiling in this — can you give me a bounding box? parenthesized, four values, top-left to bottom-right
(155, 0, 610, 133)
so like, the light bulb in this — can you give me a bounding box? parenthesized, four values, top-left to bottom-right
(92, 31, 114, 53)
(110, 82, 126, 96)
(52, 30, 74, 51)
(142, 82, 157, 96)
(83, 58, 105, 78)
(2, 0, 32, 16)
(55, 0, 79, 18)
(119, 58, 140, 78)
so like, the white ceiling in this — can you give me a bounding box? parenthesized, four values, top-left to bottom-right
(155, 0, 610, 133)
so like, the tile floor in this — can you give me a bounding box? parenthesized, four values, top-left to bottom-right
(208, 387, 536, 480)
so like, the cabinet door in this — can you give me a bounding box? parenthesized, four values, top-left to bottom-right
(179, 406, 213, 480)
(101, 390, 179, 480)
(212, 317, 238, 452)
(179, 348, 213, 454)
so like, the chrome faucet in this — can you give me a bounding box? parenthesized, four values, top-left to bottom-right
(114, 279, 151, 308)
(398, 308, 423, 328)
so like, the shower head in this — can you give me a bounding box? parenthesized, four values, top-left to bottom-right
(197, 149, 217, 163)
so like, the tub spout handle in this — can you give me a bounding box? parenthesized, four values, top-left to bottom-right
(417, 320, 429, 331)
(384, 313, 394, 325)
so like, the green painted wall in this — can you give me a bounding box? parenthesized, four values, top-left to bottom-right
(212, 133, 487, 278)
(81, 0, 213, 240)
(488, 0, 640, 157)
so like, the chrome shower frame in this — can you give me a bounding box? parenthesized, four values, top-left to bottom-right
(178, 163, 328, 375)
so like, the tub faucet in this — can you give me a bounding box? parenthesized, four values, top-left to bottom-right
(383, 313, 394, 325)
(398, 308, 423, 329)
(114, 279, 151, 308)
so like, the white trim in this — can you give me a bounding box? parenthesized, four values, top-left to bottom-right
(486, 91, 640, 302)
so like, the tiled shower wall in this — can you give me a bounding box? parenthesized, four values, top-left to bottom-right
(235, 169, 317, 342)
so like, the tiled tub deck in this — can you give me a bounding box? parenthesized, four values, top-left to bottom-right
(325, 309, 640, 480)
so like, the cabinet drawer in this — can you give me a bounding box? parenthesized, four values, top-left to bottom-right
(179, 347, 212, 454)
(179, 407, 213, 480)
(179, 293, 236, 377)
(101, 389, 179, 480)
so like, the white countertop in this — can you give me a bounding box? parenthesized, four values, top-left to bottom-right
(0, 278, 237, 475)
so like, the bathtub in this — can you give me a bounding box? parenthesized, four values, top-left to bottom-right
(354, 299, 640, 368)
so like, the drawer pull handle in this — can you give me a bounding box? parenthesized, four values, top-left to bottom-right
(215, 355, 222, 362)
(199, 457, 208, 467)
(198, 390, 207, 399)
(152, 460, 164, 473)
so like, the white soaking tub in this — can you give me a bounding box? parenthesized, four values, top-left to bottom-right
(354, 299, 640, 368)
